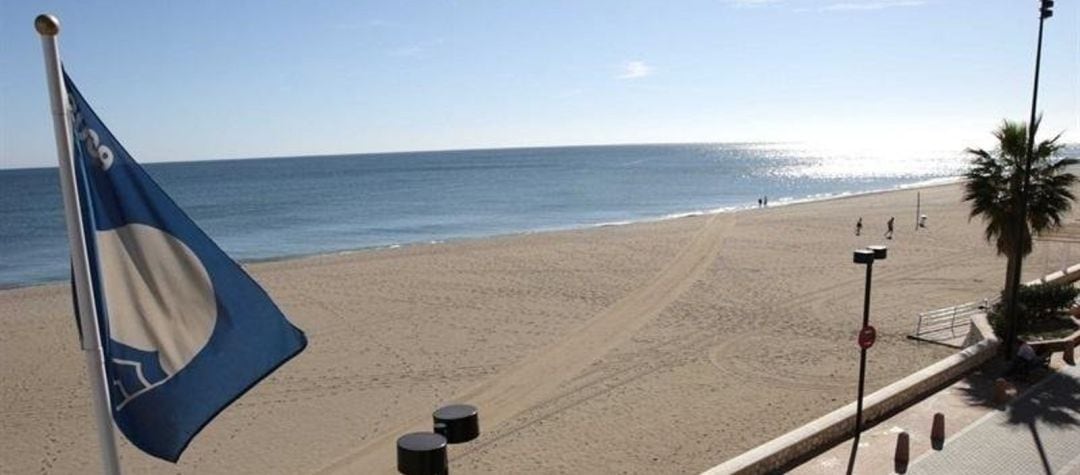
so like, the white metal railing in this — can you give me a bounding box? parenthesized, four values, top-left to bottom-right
(910, 263, 1080, 345)
(911, 297, 997, 342)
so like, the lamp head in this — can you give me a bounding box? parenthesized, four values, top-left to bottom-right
(34, 14, 60, 36)
(1041, 0, 1054, 18)
(853, 249, 875, 265)
(869, 245, 888, 260)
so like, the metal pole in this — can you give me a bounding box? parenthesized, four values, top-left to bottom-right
(35, 14, 122, 475)
(846, 261, 873, 475)
(950, 305, 958, 337)
(1003, 8, 1048, 359)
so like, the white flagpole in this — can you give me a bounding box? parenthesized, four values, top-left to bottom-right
(35, 14, 123, 475)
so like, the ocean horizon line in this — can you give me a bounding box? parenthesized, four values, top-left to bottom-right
(0, 174, 962, 291)
(0, 139, 966, 172)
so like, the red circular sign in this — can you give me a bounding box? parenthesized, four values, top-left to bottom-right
(858, 326, 877, 349)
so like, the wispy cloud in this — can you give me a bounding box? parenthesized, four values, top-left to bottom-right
(618, 61, 653, 80)
(729, 0, 783, 8)
(366, 19, 396, 28)
(334, 18, 402, 31)
(823, 0, 925, 11)
(386, 38, 446, 58)
(726, 0, 928, 11)
(387, 46, 424, 58)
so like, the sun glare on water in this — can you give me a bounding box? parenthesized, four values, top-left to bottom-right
(746, 141, 969, 181)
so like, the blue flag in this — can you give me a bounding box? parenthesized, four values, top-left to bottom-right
(63, 72, 307, 462)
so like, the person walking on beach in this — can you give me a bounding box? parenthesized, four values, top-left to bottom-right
(763, 195, 768, 207)
(884, 216, 895, 240)
(855, 217, 862, 236)
(758, 198, 763, 208)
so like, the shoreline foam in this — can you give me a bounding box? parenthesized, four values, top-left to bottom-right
(2, 176, 963, 291)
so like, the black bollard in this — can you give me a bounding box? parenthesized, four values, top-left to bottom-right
(433, 404, 480, 444)
(397, 432, 448, 475)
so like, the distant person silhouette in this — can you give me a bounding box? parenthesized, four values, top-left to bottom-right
(763, 196, 768, 207)
(855, 217, 863, 236)
(758, 198, 763, 208)
(885, 217, 895, 240)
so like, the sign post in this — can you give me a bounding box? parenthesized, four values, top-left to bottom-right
(846, 246, 887, 475)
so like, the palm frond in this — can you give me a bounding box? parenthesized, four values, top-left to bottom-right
(962, 118, 1077, 258)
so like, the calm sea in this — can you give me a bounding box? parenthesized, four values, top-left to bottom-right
(0, 143, 967, 287)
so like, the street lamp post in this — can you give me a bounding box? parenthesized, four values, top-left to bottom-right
(1002, 0, 1055, 360)
(846, 245, 887, 475)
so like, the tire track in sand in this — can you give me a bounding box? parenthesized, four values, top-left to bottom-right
(315, 213, 737, 474)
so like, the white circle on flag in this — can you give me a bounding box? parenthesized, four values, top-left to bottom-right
(96, 223, 217, 376)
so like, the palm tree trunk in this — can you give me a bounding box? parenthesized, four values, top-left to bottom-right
(1001, 252, 1021, 357)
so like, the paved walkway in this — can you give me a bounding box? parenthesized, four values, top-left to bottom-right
(908, 363, 1080, 475)
(792, 356, 1080, 475)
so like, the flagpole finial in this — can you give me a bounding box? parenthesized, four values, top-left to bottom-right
(34, 14, 60, 36)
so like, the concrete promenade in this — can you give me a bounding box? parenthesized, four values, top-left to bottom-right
(793, 356, 1079, 475)
(907, 362, 1080, 475)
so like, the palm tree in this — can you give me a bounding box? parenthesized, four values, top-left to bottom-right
(963, 118, 1078, 339)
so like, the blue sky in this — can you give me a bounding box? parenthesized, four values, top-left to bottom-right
(1, 0, 1078, 169)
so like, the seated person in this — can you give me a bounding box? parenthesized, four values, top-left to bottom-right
(1005, 342, 1041, 377)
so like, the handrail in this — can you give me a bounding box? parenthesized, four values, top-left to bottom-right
(912, 298, 996, 342)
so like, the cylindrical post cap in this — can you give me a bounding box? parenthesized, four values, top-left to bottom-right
(396, 432, 447, 475)
(853, 249, 874, 265)
(868, 245, 888, 260)
(35, 14, 60, 36)
(433, 404, 479, 444)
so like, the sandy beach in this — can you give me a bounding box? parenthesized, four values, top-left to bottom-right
(1, 182, 1070, 474)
